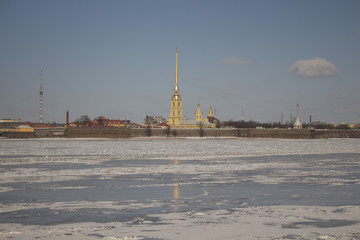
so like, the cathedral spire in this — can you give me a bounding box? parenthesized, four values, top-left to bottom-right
(176, 48, 178, 85)
(174, 48, 179, 94)
(169, 48, 182, 127)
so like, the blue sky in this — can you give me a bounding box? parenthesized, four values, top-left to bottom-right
(1, 0, 359, 124)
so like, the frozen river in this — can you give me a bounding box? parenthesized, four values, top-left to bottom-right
(0, 138, 359, 239)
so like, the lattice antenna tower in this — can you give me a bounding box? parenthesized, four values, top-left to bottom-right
(40, 69, 43, 123)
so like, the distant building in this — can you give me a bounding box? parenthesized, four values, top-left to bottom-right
(294, 118, 302, 129)
(0, 119, 22, 123)
(293, 104, 303, 129)
(157, 122, 170, 129)
(106, 119, 126, 128)
(70, 116, 141, 128)
(144, 115, 166, 126)
(0, 120, 34, 133)
(30, 123, 50, 128)
(333, 122, 357, 129)
(207, 106, 220, 127)
(167, 49, 216, 128)
(178, 104, 215, 128)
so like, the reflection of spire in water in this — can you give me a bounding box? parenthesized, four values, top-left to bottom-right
(172, 160, 181, 212)
(173, 184, 180, 200)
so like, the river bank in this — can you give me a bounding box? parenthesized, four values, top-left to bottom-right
(2, 127, 360, 139)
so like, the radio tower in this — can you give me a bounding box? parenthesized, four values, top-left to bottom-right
(39, 69, 43, 123)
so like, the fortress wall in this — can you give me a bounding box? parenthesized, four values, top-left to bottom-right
(313, 129, 360, 139)
(41, 127, 360, 139)
(131, 128, 242, 138)
(249, 129, 312, 139)
(131, 128, 360, 139)
(65, 127, 131, 138)
(130, 128, 312, 138)
(1, 132, 35, 138)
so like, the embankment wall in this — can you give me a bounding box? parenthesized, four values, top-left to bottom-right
(130, 128, 314, 138)
(64, 127, 131, 138)
(1, 132, 35, 138)
(128, 128, 360, 139)
(4, 127, 359, 139)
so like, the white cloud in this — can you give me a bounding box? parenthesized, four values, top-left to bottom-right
(223, 57, 252, 65)
(289, 57, 339, 78)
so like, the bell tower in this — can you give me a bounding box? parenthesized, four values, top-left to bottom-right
(208, 105, 214, 118)
(168, 48, 183, 127)
(195, 103, 203, 121)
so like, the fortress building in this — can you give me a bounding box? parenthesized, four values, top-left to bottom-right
(179, 103, 214, 128)
(167, 49, 216, 128)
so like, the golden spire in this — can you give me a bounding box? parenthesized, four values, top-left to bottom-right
(174, 48, 179, 94)
(176, 48, 178, 85)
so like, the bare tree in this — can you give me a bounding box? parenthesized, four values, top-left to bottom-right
(165, 126, 171, 137)
(145, 124, 152, 137)
(75, 115, 91, 126)
(198, 121, 204, 137)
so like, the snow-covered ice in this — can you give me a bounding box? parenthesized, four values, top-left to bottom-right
(0, 138, 359, 239)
